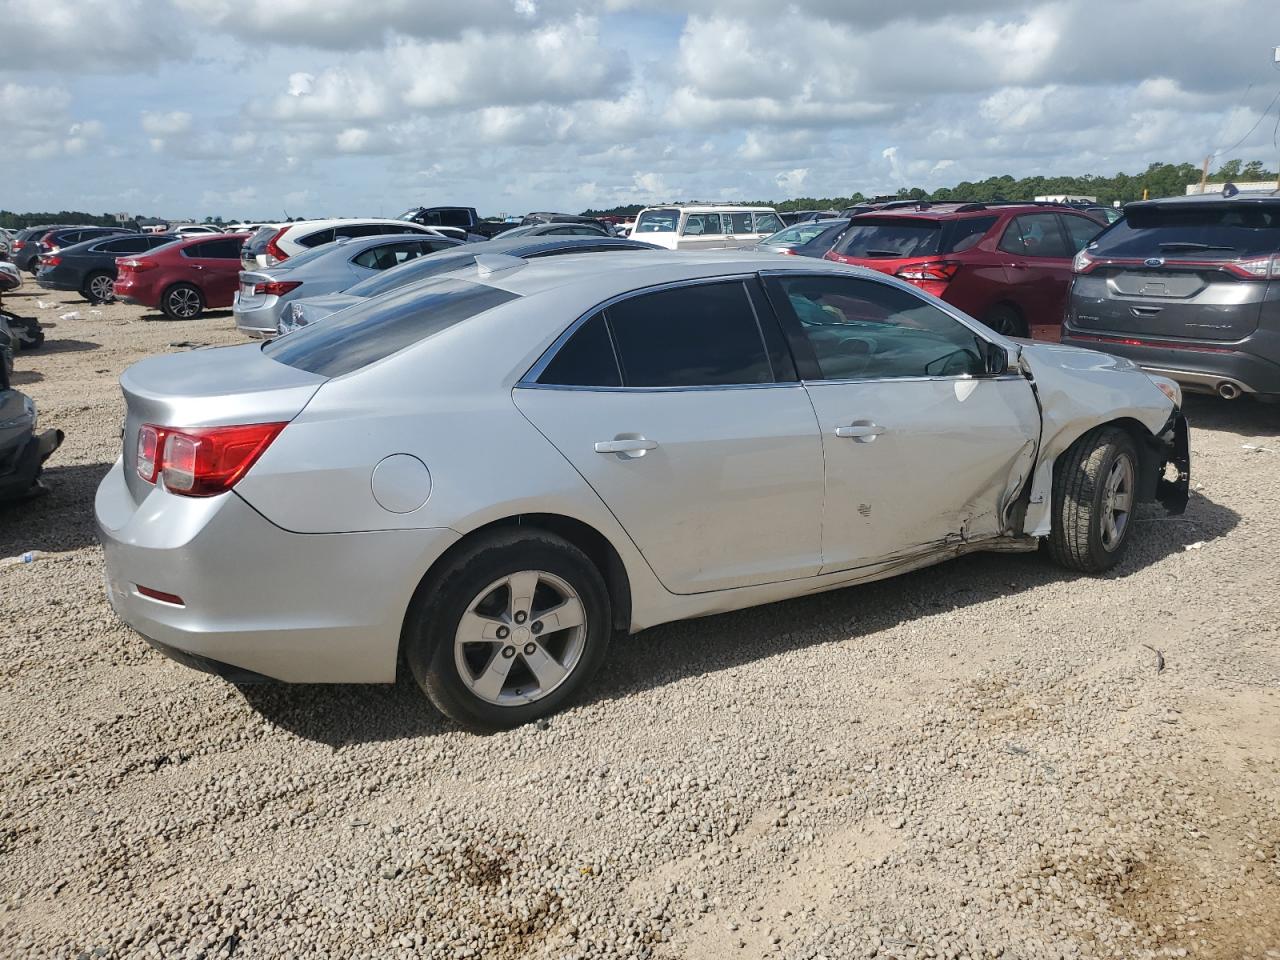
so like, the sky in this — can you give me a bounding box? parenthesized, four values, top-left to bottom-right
(2, 0, 1279, 220)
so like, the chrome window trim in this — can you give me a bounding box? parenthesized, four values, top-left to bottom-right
(803, 374, 1025, 387)
(515, 381, 808, 394)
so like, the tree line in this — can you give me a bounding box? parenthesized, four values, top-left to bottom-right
(583, 159, 1279, 218)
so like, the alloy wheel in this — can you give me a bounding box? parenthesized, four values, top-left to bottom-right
(453, 570, 587, 706)
(90, 275, 115, 303)
(168, 287, 200, 318)
(1100, 453, 1135, 551)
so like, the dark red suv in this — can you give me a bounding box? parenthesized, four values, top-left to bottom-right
(824, 201, 1104, 340)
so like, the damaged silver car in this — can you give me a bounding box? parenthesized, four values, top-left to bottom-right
(96, 252, 1189, 731)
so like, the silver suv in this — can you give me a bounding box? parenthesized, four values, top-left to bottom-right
(1063, 189, 1280, 401)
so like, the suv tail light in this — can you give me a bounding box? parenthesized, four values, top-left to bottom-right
(118, 257, 157, 272)
(895, 261, 960, 283)
(1223, 255, 1280, 280)
(264, 227, 290, 266)
(135, 422, 286, 497)
(253, 279, 302, 296)
(12, 240, 25, 252)
(1073, 248, 1097, 274)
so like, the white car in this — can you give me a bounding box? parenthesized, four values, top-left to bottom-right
(172, 224, 224, 238)
(248, 218, 449, 269)
(96, 251, 1189, 731)
(631, 204, 786, 250)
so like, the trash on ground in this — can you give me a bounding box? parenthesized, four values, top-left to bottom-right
(1185, 541, 1205, 551)
(58, 311, 81, 321)
(0, 551, 45, 568)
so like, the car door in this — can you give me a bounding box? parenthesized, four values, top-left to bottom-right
(183, 238, 243, 306)
(998, 213, 1076, 335)
(676, 213, 728, 251)
(513, 277, 825, 594)
(763, 272, 1041, 573)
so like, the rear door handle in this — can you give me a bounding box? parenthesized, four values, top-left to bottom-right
(834, 423, 885, 441)
(595, 437, 658, 459)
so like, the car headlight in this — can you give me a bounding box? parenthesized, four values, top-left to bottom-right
(1149, 375, 1181, 408)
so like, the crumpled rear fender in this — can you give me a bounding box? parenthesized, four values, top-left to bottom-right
(1016, 342, 1177, 537)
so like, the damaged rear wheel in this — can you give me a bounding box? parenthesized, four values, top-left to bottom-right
(1048, 426, 1140, 573)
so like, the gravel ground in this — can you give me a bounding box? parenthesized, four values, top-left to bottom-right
(1, 282, 1277, 960)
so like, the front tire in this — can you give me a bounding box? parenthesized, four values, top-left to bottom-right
(404, 530, 612, 731)
(1048, 426, 1140, 573)
(161, 283, 204, 320)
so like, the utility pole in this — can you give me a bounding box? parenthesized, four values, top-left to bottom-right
(1199, 155, 1211, 195)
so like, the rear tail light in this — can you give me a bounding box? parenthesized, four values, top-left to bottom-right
(135, 422, 286, 497)
(118, 257, 157, 272)
(1073, 248, 1097, 274)
(12, 240, 24, 251)
(264, 227, 290, 266)
(253, 280, 302, 296)
(1223, 255, 1280, 280)
(39, 254, 61, 267)
(895, 261, 959, 283)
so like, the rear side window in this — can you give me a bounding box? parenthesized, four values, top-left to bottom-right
(538, 313, 621, 387)
(265, 277, 518, 377)
(299, 228, 335, 248)
(605, 281, 773, 388)
(833, 218, 942, 258)
(185, 238, 242, 259)
(352, 240, 426, 270)
(635, 209, 678, 233)
(1088, 203, 1280, 259)
(96, 236, 151, 254)
(681, 214, 723, 237)
(943, 216, 997, 253)
(754, 212, 785, 234)
(726, 213, 753, 234)
(999, 214, 1073, 258)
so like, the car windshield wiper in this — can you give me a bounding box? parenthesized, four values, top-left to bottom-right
(1157, 242, 1236, 251)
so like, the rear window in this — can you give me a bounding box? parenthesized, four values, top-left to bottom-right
(635, 209, 679, 233)
(1089, 203, 1280, 260)
(833, 218, 942, 258)
(345, 252, 478, 297)
(264, 277, 518, 377)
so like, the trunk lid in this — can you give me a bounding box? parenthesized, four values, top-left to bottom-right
(119, 344, 325, 503)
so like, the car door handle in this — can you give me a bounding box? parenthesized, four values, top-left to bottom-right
(594, 437, 658, 458)
(834, 423, 885, 441)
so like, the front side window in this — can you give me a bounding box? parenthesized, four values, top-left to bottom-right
(770, 275, 988, 380)
(634, 208, 679, 233)
(754, 212, 785, 234)
(606, 281, 774, 387)
(999, 214, 1073, 258)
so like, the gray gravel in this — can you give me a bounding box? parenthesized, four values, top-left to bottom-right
(1, 284, 1278, 960)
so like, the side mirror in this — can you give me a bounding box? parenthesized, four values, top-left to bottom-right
(983, 340, 1009, 376)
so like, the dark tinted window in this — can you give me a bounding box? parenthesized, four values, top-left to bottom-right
(1061, 214, 1102, 253)
(345, 252, 477, 297)
(771, 275, 987, 380)
(265, 277, 518, 377)
(185, 238, 242, 259)
(945, 216, 997, 253)
(726, 213, 754, 234)
(833, 218, 942, 258)
(299, 228, 335, 248)
(352, 240, 427, 270)
(332, 223, 383, 241)
(794, 222, 849, 255)
(418, 208, 472, 228)
(538, 313, 621, 387)
(96, 236, 151, 254)
(1088, 202, 1280, 259)
(606, 281, 773, 388)
(998, 214, 1073, 258)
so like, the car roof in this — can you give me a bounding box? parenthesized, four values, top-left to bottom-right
(638, 204, 777, 214)
(283, 218, 433, 231)
(1126, 189, 1280, 211)
(469, 248, 880, 299)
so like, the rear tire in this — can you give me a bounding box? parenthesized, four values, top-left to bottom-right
(404, 530, 612, 732)
(83, 271, 115, 304)
(982, 304, 1026, 338)
(1048, 426, 1140, 573)
(161, 283, 204, 320)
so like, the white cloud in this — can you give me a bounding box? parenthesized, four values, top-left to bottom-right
(774, 168, 809, 195)
(141, 111, 193, 136)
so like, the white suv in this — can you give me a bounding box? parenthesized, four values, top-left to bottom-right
(630, 205, 785, 250)
(250, 219, 448, 269)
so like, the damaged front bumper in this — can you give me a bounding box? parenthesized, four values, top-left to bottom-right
(1155, 412, 1190, 515)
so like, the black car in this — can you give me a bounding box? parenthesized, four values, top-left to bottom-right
(36, 233, 178, 303)
(14, 225, 135, 274)
(1064, 189, 1280, 401)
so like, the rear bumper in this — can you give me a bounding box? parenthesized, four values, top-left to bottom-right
(94, 459, 460, 684)
(1155, 413, 1190, 516)
(1062, 327, 1280, 397)
(232, 293, 283, 338)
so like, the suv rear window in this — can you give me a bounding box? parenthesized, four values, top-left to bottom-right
(832, 216, 999, 259)
(1089, 203, 1280, 260)
(264, 277, 517, 377)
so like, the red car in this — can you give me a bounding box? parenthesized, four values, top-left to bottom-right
(824, 202, 1104, 340)
(114, 234, 249, 320)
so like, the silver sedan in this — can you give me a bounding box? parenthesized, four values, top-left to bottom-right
(97, 252, 1190, 731)
(232, 232, 461, 338)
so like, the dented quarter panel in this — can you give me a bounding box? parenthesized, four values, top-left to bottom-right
(1016, 341, 1175, 537)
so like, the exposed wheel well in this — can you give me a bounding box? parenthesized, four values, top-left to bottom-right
(405, 514, 633, 641)
(1055, 417, 1163, 503)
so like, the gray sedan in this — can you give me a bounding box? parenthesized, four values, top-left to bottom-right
(233, 232, 461, 338)
(96, 252, 1188, 731)
(281, 235, 660, 334)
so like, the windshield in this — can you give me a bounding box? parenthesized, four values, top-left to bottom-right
(345, 251, 477, 297)
(1089, 203, 1280, 260)
(635, 209, 679, 233)
(832, 218, 942, 258)
(265, 277, 519, 377)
